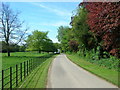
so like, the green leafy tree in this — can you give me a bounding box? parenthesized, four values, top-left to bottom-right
(71, 7, 97, 54)
(0, 41, 20, 52)
(19, 44, 27, 52)
(42, 39, 57, 52)
(54, 43, 61, 50)
(26, 30, 50, 53)
(57, 26, 71, 52)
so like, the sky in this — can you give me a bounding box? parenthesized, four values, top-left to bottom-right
(8, 2, 81, 43)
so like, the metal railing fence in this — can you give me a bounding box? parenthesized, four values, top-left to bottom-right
(0, 58, 46, 89)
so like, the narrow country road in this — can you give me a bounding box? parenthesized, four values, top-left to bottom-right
(47, 54, 117, 88)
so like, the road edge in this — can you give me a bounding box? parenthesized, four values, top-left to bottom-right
(65, 54, 119, 88)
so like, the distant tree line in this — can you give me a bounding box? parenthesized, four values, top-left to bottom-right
(0, 41, 26, 53)
(1, 30, 60, 53)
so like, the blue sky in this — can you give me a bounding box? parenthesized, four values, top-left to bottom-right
(9, 2, 81, 43)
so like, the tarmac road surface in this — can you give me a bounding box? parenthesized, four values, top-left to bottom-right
(47, 54, 117, 88)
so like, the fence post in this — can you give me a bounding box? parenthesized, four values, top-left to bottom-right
(10, 67, 12, 90)
(27, 61, 28, 75)
(20, 63, 22, 81)
(24, 62, 26, 78)
(16, 65, 18, 87)
(2, 70, 4, 90)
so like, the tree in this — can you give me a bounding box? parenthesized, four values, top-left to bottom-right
(69, 40, 79, 52)
(54, 43, 61, 50)
(81, 2, 120, 58)
(0, 3, 27, 56)
(42, 38, 57, 53)
(0, 41, 7, 53)
(19, 44, 27, 52)
(26, 30, 55, 53)
(0, 41, 20, 53)
(57, 26, 71, 52)
(71, 7, 97, 53)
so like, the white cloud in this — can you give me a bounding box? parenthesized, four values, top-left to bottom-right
(31, 3, 72, 17)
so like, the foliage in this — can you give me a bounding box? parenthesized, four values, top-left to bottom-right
(57, 26, 71, 52)
(19, 44, 27, 52)
(54, 43, 61, 50)
(26, 30, 56, 53)
(77, 46, 119, 71)
(42, 39, 57, 52)
(71, 7, 98, 54)
(81, 2, 120, 58)
(69, 40, 79, 52)
(59, 2, 120, 73)
(0, 41, 26, 53)
(0, 41, 26, 52)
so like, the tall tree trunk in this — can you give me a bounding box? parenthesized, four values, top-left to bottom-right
(7, 50, 10, 56)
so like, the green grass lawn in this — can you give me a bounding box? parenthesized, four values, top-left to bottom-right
(2, 52, 49, 69)
(67, 53, 119, 87)
(1, 52, 56, 88)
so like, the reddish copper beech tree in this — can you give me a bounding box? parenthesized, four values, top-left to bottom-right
(80, 2, 120, 58)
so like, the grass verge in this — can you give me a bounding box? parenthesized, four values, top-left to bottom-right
(18, 55, 56, 88)
(66, 53, 119, 87)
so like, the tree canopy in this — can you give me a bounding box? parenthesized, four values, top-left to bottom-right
(26, 30, 57, 53)
(81, 2, 120, 58)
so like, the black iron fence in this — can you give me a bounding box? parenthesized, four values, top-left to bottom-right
(0, 58, 46, 89)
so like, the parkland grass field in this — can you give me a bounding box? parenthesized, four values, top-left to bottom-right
(1, 52, 56, 88)
(2, 52, 52, 69)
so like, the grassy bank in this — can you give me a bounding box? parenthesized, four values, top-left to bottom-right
(67, 53, 119, 87)
(19, 55, 56, 88)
